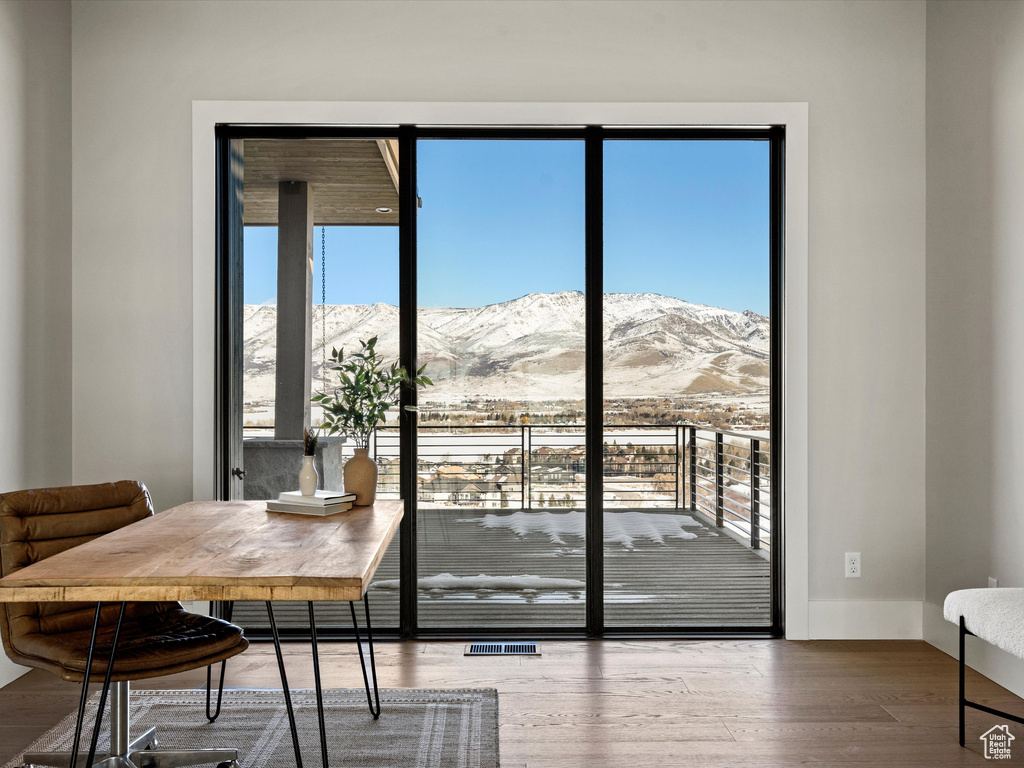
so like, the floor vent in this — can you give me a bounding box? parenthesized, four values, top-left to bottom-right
(465, 641, 540, 656)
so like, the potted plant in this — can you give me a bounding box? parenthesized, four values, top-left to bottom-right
(299, 427, 319, 496)
(312, 336, 431, 504)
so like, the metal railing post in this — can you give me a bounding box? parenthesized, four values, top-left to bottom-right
(715, 432, 724, 528)
(750, 438, 761, 550)
(523, 425, 532, 510)
(520, 426, 526, 510)
(688, 426, 697, 512)
(674, 425, 682, 509)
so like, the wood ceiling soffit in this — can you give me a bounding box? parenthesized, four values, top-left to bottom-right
(242, 139, 399, 226)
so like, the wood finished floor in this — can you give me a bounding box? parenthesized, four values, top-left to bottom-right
(1, 639, 1022, 767)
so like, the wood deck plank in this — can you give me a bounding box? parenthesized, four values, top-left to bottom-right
(232, 505, 770, 630)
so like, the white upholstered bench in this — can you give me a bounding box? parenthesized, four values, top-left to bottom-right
(944, 588, 1024, 746)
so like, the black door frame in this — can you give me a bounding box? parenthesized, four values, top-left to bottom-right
(215, 123, 784, 639)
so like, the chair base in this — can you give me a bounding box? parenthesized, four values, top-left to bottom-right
(23, 682, 240, 768)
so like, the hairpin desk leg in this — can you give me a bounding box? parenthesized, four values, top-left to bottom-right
(349, 593, 380, 719)
(86, 602, 127, 767)
(308, 601, 330, 768)
(68, 602, 104, 768)
(266, 601, 303, 768)
(206, 601, 234, 723)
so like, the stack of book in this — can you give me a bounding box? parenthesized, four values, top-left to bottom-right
(266, 490, 356, 516)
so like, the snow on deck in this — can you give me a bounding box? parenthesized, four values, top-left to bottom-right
(468, 509, 700, 549)
(232, 507, 771, 631)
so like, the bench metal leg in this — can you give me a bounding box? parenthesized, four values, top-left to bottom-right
(958, 614, 1024, 748)
(959, 616, 967, 746)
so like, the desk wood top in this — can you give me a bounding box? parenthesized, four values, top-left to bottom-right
(0, 500, 403, 603)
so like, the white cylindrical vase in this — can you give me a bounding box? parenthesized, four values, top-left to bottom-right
(299, 454, 319, 496)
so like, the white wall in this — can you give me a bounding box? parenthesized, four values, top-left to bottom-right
(925, 0, 1024, 693)
(0, 0, 72, 686)
(71, 1, 927, 624)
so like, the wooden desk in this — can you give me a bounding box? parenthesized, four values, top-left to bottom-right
(0, 499, 403, 604)
(0, 499, 403, 768)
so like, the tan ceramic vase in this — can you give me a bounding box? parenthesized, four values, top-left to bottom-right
(344, 448, 378, 505)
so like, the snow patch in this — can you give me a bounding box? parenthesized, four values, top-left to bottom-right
(373, 572, 586, 591)
(462, 510, 700, 549)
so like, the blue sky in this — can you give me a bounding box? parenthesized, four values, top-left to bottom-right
(244, 139, 769, 315)
(244, 225, 399, 306)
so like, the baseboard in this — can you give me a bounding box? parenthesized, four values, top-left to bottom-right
(807, 600, 923, 639)
(0, 655, 28, 689)
(923, 600, 1024, 700)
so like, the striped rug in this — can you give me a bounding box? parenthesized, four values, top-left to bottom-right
(5, 688, 498, 768)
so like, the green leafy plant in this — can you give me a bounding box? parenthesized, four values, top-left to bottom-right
(302, 427, 319, 457)
(312, 336, 432, 449)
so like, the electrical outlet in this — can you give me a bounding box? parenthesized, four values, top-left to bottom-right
(845, 552, 861, 578)
(989, 577, 999, 588)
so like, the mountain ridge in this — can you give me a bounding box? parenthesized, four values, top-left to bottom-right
(243, 291, 769, 406)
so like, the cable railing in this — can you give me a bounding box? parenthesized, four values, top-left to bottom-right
(244, 422, 770, 555)
(690, 428, 771, 555)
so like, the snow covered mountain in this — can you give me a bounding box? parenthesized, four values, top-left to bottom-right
(243, 291, 769, 408)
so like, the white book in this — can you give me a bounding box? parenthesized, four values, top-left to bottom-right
(267, 500, 353, 516)
(278, 490, 355, 506)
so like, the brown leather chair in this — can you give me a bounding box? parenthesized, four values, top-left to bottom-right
(0, 481, 249, 768)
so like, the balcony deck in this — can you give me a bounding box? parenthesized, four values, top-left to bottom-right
(231, 506, 771, 632)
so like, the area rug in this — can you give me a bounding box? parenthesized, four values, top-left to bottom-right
(4, 688, 499, 768)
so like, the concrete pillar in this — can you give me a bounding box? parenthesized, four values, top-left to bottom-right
(274, 181, 313, 440)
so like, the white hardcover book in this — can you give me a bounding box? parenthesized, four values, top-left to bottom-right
(266, 500, 354, 516)
(278, 490, 356, 506)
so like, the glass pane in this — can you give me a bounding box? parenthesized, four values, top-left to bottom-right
(603, 140, 772, 627)
(416, 139, 586, 628)
(235, 137, 401, 632)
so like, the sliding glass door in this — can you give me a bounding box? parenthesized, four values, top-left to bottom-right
(602, 140, 772, 628)
(218, 126, 781, 637)
(221, 135, 403, 634)
(415, 139, 587, 629)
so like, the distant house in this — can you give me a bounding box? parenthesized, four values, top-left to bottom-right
(420, 470, 508, 506)
(531, 465, 576, 483)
